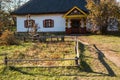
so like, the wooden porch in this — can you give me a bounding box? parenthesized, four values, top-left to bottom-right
(63, 6, 88, 34)
(66, 27, 86, 34)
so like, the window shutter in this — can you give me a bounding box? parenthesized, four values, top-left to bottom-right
(24, 20, 28, 28)
(33, 20, 35, 26)
(49, 20, 51, 27)
(31, 20, 35, 27)
(43, 20, 45, 27)
(51, 20, 54, 27)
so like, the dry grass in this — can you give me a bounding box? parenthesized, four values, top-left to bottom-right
(78, 35, 120, 68)
(3, 41, 75, 66)
(78, 35, 120, 56)
(1, 36, 120, 80)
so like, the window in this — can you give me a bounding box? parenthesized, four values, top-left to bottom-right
(43, 19, 54, 28)
(24, 19, 35, 28)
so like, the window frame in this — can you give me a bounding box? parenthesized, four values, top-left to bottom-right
(24, 19, 35, 28)
(43, 19, 54, 28)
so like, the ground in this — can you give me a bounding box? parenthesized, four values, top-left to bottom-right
(0, 35, 120, 80)
(78, 35, 120, 67)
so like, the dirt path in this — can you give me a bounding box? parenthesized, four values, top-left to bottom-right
(101, 50, 120, 67)
(78, 38, 120, 68)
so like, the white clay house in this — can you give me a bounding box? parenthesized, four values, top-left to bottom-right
(11, 0, 119, 34)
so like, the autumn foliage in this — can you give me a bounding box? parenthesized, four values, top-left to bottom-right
(86, 0, 120, 34)
(0, 30, 18, 45)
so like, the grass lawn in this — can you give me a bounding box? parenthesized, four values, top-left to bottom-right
(0, 36, 120, 80)
(79, 35, 120, 56)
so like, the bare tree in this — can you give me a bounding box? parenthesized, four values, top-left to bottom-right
(0, 0, 29, 32)
(1, 0, 28, 12)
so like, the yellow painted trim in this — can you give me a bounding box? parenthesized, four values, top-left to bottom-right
(63, 6, 87, 18)
(66, 15, 86, 18)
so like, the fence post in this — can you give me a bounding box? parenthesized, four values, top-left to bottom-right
(23, 37, 26, 42)
(57, 36, 59, 41)
(75, 56, 79, 66)
(4, 56, 8, 66)
(44, 36, 46, 42)
(76, 40, 79, 58)
(75, 36, 79, 58)
(51, 36, 52, 42)
(61, 36, 64, 42)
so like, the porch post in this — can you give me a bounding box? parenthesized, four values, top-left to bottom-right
(65, 19, 68, 28)
(68, 19, 71, 28)
(80, 18, 87, 33)
(80, 18, 84, 28)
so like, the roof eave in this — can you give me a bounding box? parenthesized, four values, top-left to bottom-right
(11, 12, 67, 15)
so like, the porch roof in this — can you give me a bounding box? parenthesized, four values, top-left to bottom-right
(63, 6, 88, 19)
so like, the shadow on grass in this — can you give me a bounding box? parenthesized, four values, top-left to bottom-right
(0, 53, 8, 56)
(78, 42, 111, 76)
(94, 45, 116, 77)
(7, 66, 109, 77)
(9, 66, 35, 76)
(79, 42, 93, 72)
(1, 42, 115, 77)
(80, 61, 93, 72)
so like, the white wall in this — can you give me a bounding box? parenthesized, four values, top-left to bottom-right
(16, 14, 66, 32)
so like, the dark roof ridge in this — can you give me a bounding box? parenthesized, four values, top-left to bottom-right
(11, 0, 88, 15)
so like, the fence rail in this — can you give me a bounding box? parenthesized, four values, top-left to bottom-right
(4, 57, 79, 66)
(7, 58, 76, 62)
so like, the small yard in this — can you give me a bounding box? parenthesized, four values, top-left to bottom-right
(78, 35, 120, 67)
(0, 36, 120, 80)
(0, 41, 76, 66)
(78, 35, 120, 55)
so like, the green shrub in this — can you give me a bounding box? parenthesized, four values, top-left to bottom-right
(0, 30, 19, 45)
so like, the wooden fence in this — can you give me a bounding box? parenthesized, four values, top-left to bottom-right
(4, 36, 80, 67)
(4, 57, 79, 67)
(23, 35, 65, 42)
(22, 35, 79, 42)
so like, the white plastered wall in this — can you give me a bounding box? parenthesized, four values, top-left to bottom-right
(16, 14, 66, 32)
